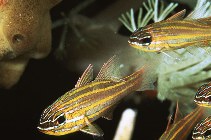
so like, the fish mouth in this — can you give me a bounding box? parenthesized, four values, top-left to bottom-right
(37, 126, 47, 134)
(37, 125, 57, 135)
(37, 126, 45, 132)
(37, 121, 55, 134)
(128, 40, 157, 52)
(194, 101, 210, 107)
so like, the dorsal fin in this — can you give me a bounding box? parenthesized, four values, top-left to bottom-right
(185, 4, 208, 20)
(165, 115, 173, 132)
(195, 16, 211, 25)
(75, 64, 93, 88)
(164, 101, 182, 132)
(166, 9, 186, 21)
(95, 55, 121, 82)
(174, 102, 183, 123)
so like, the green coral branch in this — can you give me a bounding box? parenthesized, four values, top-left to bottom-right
(119, 0, 178, 32)
(118, 9, 137, 32)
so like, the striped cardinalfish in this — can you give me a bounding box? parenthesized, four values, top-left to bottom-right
(128, 9, 211, 52)
(194, 82, 211, 107)
(159, 104, 204, 140)
(192, 116, 211, 140)
(37, 55, 152, 136)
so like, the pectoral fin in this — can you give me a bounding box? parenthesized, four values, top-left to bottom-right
(102, 111, 113, 120)
(80, 117, 104, 136)
(75, 64, 93, 88)
(102, 104, 118, 120)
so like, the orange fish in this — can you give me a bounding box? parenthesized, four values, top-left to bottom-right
(37, 55, 153, 136)
(194, 82, 211, 107)
(160, 104, 204, 140)
(128, 9, 211, 52)
(192, 115, 211, 140)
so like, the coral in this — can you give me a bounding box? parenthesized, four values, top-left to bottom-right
(0, 0, 62, 88)
(52, 0, 211, 139)
(120, 0, 211, 115)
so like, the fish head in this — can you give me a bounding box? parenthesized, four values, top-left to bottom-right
(37, 95, 85, 136)
(194, 82, 211, 107)
(128, 20, 186, 52)
(128, 22, 168, 52)
(192, 116, 211, 140)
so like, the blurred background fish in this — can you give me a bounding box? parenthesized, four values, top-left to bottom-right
(194, 81, 211, 107)
(192, 115, 211, 140)
(128, 9, 211, 52)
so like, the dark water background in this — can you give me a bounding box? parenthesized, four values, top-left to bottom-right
(0, 0, 193, 139)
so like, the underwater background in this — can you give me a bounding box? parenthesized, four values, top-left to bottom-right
(0, 0, 204, 140)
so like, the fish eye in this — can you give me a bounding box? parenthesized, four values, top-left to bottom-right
(204, 129, 211, 138)
(206, 95, 211, 102)
(140, 36, 151, 46)
(57, 114, 66, 124)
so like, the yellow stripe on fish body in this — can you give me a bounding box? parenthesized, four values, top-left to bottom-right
(128, 9, 211, 52)
(160, 105, 204, 140)
(37, 55, 150, 136)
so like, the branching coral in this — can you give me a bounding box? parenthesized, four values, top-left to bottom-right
(120, 0, 211, 115)
(118, 0, 211, 138)
(51, 0, 211, 139)
(119, 0, 178, 31)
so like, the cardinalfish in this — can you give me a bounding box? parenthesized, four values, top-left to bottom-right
(159, 103, 204, 140)
(128, 9, 211, 52)
(194, 82, 211, 107)
(37, 55, 153, 136)
(192, 116, 211, 140)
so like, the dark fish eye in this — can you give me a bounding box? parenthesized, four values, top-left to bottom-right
(204, 129, 211, 138)
(57, 115, 66, 124)
(206, 95, 211, 102)
(141, 36, 152, 46)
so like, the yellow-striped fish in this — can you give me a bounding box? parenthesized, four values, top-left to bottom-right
(192, 115, 211, 140)
(194, 82, 211, 107)
(37, 55, 152, 136)
(128, 9, 211, 52)
(160, 105, 204, 140)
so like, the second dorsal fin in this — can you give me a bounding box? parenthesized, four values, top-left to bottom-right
(166, 9, 186, 21)
(95, 55, 122, 82)
(75, 64, 93, 88)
